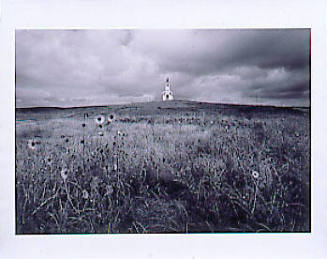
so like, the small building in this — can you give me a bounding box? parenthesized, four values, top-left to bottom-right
(162, 77, 174, 101)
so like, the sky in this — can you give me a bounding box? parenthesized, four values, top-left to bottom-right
(15, 29, 310, 108)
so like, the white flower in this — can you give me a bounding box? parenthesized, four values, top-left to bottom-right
(27, 139, 37, 150)
(82, 189, 89, 199)
(107, 114, 115, 123)
(46, 156, 53, 166)
(252, 171, 259, 179)
(60, 168, 68, 181)
(95, 115, 105, 125)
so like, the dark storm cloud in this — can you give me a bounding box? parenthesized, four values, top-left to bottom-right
(15, 29, 310, 108)
(132, 29, 309, 74)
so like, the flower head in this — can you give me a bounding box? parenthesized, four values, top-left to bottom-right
(60, 168, 68, 181)
(82, 189, 89, 199)
(107, 114, 115, 123)
(95, 115, 105, 125)
(28, 139, 37, 150)
(46, 156, 53, 166)
(252, 171, 259, 179)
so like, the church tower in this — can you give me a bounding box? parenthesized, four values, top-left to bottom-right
(162, 77, 174, 101)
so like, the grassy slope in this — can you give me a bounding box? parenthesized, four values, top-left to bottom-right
(15, 101, 310, 233)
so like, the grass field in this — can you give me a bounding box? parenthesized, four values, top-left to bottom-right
(15, 100, 310, 234)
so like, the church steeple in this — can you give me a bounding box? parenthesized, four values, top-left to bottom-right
(162, 77, 174, 101)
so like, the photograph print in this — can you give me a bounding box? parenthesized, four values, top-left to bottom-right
(15, 29, 310, 234)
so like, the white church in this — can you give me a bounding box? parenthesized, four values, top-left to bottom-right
(162, 77, 174, 101)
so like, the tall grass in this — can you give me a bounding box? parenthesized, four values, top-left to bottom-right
(15, 109, 310, 233)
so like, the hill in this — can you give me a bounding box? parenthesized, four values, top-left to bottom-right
(15, 99, 310, 234)
(16, 100, 309, 121)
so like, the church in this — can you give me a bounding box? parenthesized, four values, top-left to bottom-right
(162, 77, 174, 101)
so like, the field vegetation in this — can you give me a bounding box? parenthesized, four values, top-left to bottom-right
(15, 101, 310, 233)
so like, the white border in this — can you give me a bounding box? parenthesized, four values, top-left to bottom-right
(1, 0, 327, 258)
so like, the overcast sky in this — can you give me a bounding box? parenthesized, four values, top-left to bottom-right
(15, 29, 310, 108)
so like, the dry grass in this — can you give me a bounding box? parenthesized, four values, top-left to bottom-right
(15, 103, 310, 233)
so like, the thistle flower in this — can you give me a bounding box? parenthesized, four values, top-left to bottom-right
(252, 171, 259, 179)
(61, 168, 68, 181)
(27, 139, 37, 150)
(95, 115, 105, 125)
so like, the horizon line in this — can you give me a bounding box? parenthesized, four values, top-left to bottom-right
(15, 99, 310, 110)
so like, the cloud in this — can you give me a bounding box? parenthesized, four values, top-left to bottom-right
(15, 29, 310, 107)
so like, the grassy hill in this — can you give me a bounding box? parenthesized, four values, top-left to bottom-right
(15, 100, 310, 234)
(16, 100, 309, 121)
